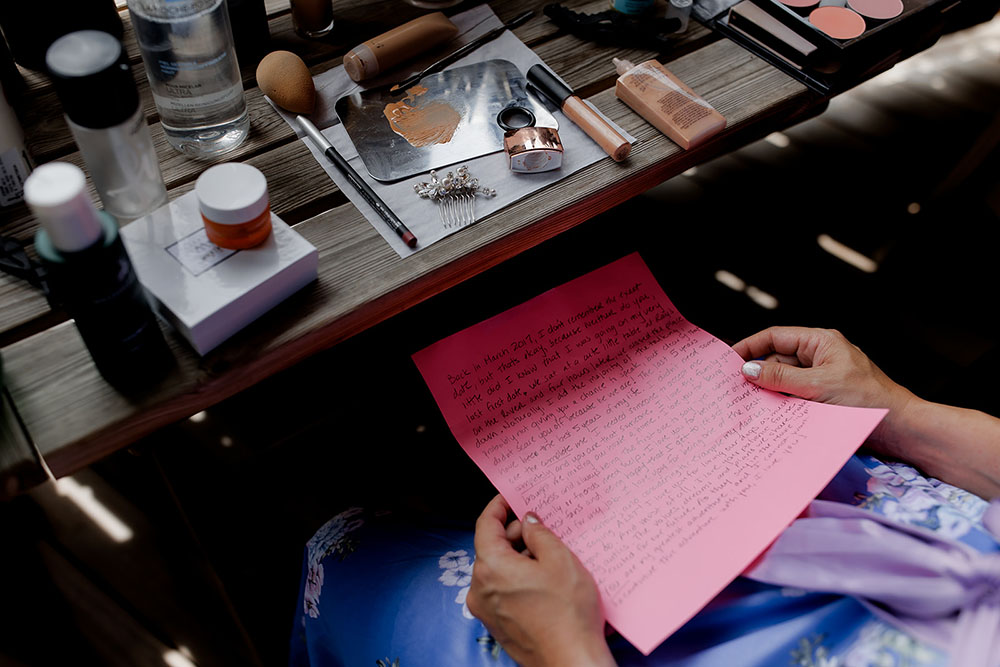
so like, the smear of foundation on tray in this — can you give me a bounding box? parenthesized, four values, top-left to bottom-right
(382, 85, 461, 148)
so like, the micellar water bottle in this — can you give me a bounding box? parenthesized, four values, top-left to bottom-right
(128, 0, 249, 157)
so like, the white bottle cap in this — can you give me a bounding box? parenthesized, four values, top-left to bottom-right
(24, 162, 103, 252)
(195, 163, 269, 225)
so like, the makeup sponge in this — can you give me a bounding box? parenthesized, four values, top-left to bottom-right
(256, 51, 316, 115)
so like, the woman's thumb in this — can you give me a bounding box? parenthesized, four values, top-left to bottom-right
(520, 513, 567, 561)
(741, 360, 816, 399)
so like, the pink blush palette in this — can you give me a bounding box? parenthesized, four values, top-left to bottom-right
(847, 0, 905, 19)
(810, 6, 867, 39)
(770, 0, 933, 45)
(717, 0, 956, 95)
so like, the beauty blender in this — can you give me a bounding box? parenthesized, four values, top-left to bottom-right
(256, 51, 316, 115)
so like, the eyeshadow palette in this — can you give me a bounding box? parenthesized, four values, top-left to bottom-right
(755, 0, 934, 48)
(708, 0, 960, 93)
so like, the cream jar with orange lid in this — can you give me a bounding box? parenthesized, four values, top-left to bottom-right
(196, 163, 272, 250)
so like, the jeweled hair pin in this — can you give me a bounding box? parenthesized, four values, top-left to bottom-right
(414, 166, 496, 229)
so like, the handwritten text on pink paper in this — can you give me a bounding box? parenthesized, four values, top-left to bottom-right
(413, 254, 886, 654)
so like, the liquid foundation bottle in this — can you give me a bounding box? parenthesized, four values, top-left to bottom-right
(343, 13, 458, 83)
(613, 58, 726, 150)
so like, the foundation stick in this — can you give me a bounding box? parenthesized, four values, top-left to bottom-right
(527, 64, 631, 162)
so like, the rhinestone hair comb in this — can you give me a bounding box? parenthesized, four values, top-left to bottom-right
(414, 167, 496, 229)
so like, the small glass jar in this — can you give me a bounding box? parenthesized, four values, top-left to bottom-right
(196, 163, 272, 250)
(290, 0, 335, 38)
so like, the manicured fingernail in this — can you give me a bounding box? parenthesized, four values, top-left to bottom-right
(525, 513, 540, 524)
(742, 361, 761, 379)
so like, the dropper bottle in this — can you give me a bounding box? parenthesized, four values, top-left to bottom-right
(26, 162, 171, 389)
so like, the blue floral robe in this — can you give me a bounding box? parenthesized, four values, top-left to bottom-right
(289, 455, 999, 666)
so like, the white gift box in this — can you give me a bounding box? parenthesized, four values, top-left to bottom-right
(120, 191, 318, 356)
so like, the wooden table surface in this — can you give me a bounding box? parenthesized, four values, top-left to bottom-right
(0, 0, 823, 493)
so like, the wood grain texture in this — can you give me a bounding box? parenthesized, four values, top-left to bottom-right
(17, 0, 708, 166)
(0, 2, 721, 338)
(265, 0, 289, 14)
(0, 273, 51, 344)
(1, 38, 817, 478)
(17, 0, 561, 161)
(2, 0, 575, 221)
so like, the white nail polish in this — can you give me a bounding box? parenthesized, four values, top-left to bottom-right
(525, 514, 539, 524)
(742, 361, 761, 379)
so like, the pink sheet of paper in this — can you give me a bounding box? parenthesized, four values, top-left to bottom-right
(412, 253, 887, 655)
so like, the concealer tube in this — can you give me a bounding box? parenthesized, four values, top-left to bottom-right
(343, 12, 458, 83)
(613, 58, 726, 150)
(527, 64, 631, 162)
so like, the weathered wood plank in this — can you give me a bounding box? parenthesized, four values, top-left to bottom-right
(18, 0, 563, 160)
(10, 0, 591, 226)
(2, 38, 815, 477)
(0, 273, 51, 345)
(265, 0, 289, 14)
(19, 0, 709, 163)
(0, 10, 718, 338)
(0, 138, 341, 343)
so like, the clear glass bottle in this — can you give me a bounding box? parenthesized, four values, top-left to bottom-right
(128, 0, 250, 157)
(47, 31, 167, 223)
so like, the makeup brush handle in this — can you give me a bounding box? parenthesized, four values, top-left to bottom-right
(562, 95, 631, 162)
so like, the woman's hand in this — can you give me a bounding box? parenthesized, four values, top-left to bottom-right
(467, 495, 616, 667)
(733, 327, 910, 411)
(733, 326, 1000, 499)
(732, 327, 933, 473)
(733, 327, 915, 448)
